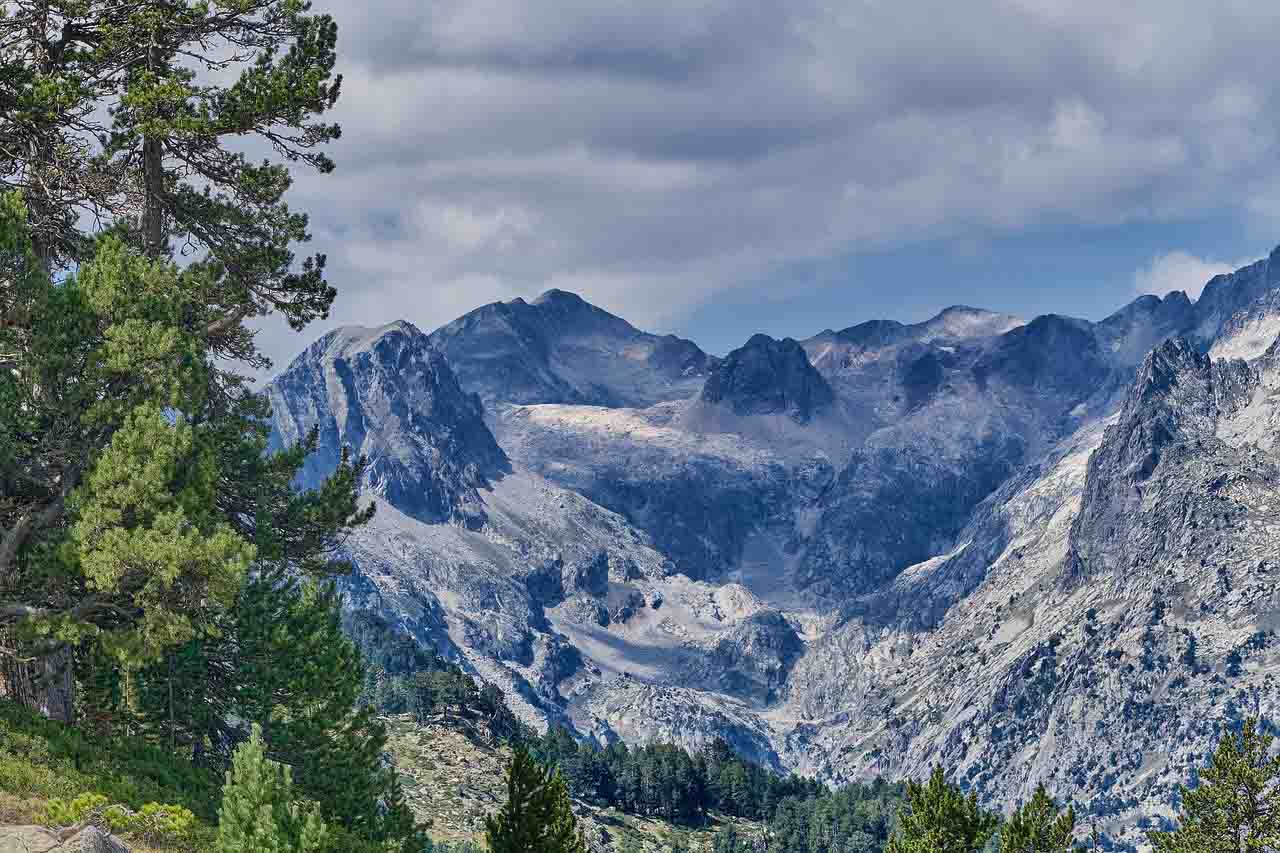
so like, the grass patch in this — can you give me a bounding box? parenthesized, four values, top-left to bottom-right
(0, 701, 220, 850)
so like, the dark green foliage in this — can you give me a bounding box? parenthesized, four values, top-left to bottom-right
(486, 746, 586, 853)
(1000, 784, 1076, 852)
(0, 0, 343, 340)
(527, 725, 855, 827)
(128, 571, 422, 849)
(767, 778, 903, 853)
(886, 766, 999, 853)
(352, 611, 528, 743)
(232, 573, 423, 849)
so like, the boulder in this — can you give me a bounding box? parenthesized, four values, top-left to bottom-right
(0, 825, 129, 853)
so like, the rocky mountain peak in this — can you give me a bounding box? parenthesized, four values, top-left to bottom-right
(1191, 245, 1280, 346)
(810, 306, 1022, 362)
(1068, 336, 1257, 579)
(920, 305, 1024, 340)
(429, 289, 712, 407)
(700, 333, 834, 422)
(971, 313, 1108, 398)
(1095, 290, 1197, 366)
(532, 287, 591, 309)
(266, 320, 508, 528)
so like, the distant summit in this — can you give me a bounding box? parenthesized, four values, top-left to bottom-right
(429, 289, 714, 408)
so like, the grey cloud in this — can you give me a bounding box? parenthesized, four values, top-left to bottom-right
(246, 0, 1280, 371)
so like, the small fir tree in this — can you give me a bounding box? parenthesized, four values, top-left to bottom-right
(486, 746, 587, 853)
(886, 766, 999, 853)
(1001, 784, 1076, 852)
(216, 723, 329, 853)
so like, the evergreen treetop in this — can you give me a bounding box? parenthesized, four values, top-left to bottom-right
(216, 722, 329, 853)
(886, 766, 999, 853)
(486, 745, 587, 853)
(1001, 784, 1076, 852)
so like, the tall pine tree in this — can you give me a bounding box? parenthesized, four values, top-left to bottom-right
(0, 207, 257, 719)
(0, 0, 347, 719)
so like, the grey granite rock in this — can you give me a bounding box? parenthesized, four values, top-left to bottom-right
(267, 321, 507, 527)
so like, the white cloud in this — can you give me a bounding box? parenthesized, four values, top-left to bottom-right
(1133, 251, 1248, 299)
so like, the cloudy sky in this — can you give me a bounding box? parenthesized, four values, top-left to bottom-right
(259, 0, 1280, 368)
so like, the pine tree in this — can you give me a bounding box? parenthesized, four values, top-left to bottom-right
(486, 747, 587, 853)
(1149, 717, 1280, 852)
(0, 0, 342, 340)
(1001, 784, 1076, 852)
(886, 766, 999, 853)
(216, 723, 329, 853)
(0, 1, 120, 270)
(123, 568, 423, 848)
(0, 0, 347, 720)
(234, 572, 421, 848)
(0, 207, 256, 719)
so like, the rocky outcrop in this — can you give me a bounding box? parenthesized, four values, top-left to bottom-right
(1068, 338, 1256, 581)
(267, 321, 507, 527)
(701, 334, 834, 423)
(705, 610, 804, 702)
(0, 826, 129, 853)
(1190, 247, 1280, 347)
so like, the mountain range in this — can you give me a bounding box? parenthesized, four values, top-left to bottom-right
(266, 250, 1280, 847)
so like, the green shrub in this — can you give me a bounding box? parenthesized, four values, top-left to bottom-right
(37, 793, 110, 828)
(128, 802, 201, 848)
(36, 793, 205, 850)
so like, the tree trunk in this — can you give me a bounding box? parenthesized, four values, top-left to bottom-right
(142, 133, 165, 256)
(0, 643, 74, 723)
(141, 33, 166, 258)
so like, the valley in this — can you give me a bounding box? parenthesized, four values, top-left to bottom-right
(265, 247, 1280, 848)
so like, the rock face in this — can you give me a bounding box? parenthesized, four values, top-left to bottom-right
(267, 322, 674, 726)
(269, 254, 1280, 845)
(701, 334, 834, 422)
(266, 321, 507, 527)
